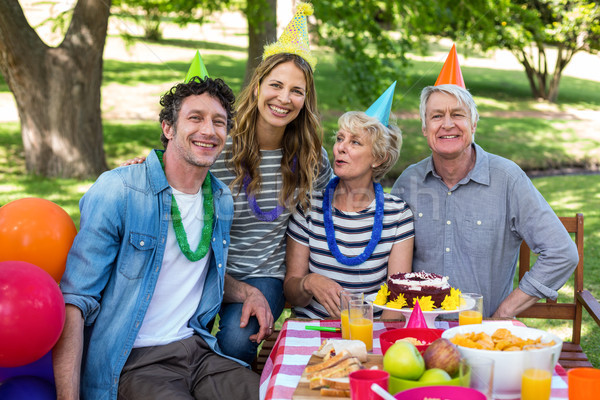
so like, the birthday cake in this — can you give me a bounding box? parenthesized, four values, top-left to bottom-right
(371, 271, 461, 311)
(388, 271, 451, 308)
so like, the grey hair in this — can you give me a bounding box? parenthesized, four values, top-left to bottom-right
(419, 84, 479, 130)
(337, 111, 402, 182)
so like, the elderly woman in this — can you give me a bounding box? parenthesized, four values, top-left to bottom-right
(284, 109, 415, 319)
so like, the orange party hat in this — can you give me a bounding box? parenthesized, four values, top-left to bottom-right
(434, 44, 465, 88)
(405, 299, 428, 328)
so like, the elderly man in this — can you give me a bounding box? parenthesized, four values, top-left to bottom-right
(392, 81, 578, 318)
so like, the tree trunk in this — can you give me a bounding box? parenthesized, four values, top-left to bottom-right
(0, 0, 110, 178)
(515, 49, 545, 99)
(243, 0, 277, 87)
(547, 45, 574, 103)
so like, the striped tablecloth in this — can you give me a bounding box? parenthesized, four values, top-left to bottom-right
(259, 319, 568, 400)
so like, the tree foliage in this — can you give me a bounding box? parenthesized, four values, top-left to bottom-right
(313, 0, 426, 107)
(112, 0, 230, 41)
(427, 0, 600, 102)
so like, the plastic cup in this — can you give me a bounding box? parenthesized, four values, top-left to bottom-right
(568, 367, 600, 400)
(340, 290, 364, 339)
(467, 356, 494, 399)
(349, 369, 389, 400)
(459, 293, 484, 325)
(349, 299, 373, 351)
(521, 350, 554, 400)
(349, 300, 373, 349)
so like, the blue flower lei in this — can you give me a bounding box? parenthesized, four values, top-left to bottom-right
(322, 176, 384, 266)
(243, 156, 297, 222)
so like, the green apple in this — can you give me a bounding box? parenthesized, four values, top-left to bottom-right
(383, 341, 425, 380)
(418, 368, 452, 383)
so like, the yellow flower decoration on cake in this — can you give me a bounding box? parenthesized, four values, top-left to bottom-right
(414, 296, 436, 311)
(386, 293, 407, 309)
(374, 284, 390, 306)
(441, 287, 462, 311)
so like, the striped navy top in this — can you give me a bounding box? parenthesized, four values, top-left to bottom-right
(287, 191, 415, 318)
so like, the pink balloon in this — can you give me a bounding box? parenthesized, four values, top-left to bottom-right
(0, 261, 66, 368)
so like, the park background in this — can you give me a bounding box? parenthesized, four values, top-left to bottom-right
(1, 0, 599, 367)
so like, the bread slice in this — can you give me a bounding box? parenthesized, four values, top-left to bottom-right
(308, 359, 362, 388)
(320, 387, 351, 397)
(305, 350, 351, 374)
(321, 377, 350, 391)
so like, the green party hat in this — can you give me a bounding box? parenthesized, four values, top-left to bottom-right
(184, 50, 209, 83)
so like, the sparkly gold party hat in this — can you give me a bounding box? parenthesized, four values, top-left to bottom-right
(262, 2, 316, 70)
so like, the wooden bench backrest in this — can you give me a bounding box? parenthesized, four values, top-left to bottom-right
(516, 213, 584, 344)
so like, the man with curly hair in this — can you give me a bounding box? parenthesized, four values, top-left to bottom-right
(53, 77, 259, 400)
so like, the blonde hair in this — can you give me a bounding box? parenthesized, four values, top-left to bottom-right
(337, 111, 402, 182)
(226, 53, 322, 211)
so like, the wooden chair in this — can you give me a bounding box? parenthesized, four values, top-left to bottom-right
(516, 213, 600, 369)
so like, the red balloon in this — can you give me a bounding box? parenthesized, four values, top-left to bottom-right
(0, 198, 77, 283)
(0, 261, 66, 368)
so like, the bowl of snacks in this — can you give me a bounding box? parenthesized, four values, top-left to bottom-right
(394, 385, 486, 400)
(380, 328, 445, 355)
(442, 323, 563, 399)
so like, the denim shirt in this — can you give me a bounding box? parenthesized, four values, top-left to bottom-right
(60, 150, 235, 400)
(392, 144, 578, 317)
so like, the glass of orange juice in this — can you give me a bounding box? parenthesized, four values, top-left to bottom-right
(459, 293, 483, 325)
(521, 350, 554, 400)
(349, 299, 373, 351)
(340, 290, 363, 340)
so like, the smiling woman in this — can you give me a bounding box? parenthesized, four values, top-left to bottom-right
(207, 2, 334, 366)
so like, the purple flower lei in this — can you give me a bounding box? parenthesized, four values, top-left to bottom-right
(322, 176, 384, 266)
(243, 156, 297, 222)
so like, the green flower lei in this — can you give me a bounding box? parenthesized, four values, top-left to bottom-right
(157, 150, 214, 261)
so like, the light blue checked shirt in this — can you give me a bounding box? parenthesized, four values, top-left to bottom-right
(392, 144, 578, 317)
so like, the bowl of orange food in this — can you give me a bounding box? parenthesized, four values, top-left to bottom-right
(442, 323, 562, 399)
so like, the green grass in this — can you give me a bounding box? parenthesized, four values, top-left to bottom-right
(1, 37, 600, 367)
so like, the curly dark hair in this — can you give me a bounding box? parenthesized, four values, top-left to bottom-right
(159, 77, 236, 148)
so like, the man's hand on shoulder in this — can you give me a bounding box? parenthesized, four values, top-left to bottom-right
(120, 156, 146, 166)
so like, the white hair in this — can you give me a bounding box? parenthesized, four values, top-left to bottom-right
(419, 84, 479, 130)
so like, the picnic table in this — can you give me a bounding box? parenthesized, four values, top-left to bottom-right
(259, 319, 569, 400)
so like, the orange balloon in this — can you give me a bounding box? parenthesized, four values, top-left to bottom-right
(0, 198, 77, 283)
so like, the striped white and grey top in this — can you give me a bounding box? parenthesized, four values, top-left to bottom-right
(211, 139, 332, 280)
(287, 191, 415, 319)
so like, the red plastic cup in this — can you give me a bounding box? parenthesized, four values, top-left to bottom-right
(568, 368, 600, 400)
(349, 369, 390, 400)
